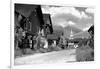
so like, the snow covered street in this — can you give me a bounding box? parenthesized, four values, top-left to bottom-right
(15, 49, 76, 65)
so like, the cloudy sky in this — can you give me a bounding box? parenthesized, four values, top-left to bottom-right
(41, 5, 94, 31)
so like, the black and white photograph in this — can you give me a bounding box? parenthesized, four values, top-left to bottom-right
(14, 3, 94, 65)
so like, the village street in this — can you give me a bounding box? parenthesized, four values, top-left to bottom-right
(15, 49, 76, 65)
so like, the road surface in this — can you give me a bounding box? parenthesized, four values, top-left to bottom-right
(15, 49, 76, 65)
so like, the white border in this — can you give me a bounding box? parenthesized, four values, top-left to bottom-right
(13, 0, 95, 8)
(10, 0, 99, 69)
(11, 0, 14, 68)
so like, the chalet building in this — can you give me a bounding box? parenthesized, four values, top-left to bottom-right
(15, 11, 28, 30)
(15, 4, 43, 35)
(88, 25, 94, 38)
(43, 14, 53, 35)
(88, 25, 94, 49)
(15, 4, 53, 49)
(28, 6, 44, 35)
(15, 4, 54, 37)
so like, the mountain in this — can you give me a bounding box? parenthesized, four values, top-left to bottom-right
(53, 25, 64, 36)
(72, 30, 90, 39)
(63, 25, 83, 38)
(52, 25, 90, 39)
(53, 25, 64, 32)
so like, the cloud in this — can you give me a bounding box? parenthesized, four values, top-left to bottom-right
(83, 27, 90, 31)
(82, 23, 93, 31)
(53, 20, 76, 28)
(85, 8, 94, 14)
(68, 21, 75, 26)
(41, 6, 94, 31)
(51, 13, 93, 29)
(81, 11, 91, 18)
(42, 6, 91, 19)
(52, 19, 68, 28)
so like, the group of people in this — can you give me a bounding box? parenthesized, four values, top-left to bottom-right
(15, 29, 49, 50)
(15, 27, 67, 53)
(15, 24, 94, 54)
(15, 27, 93, 53)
